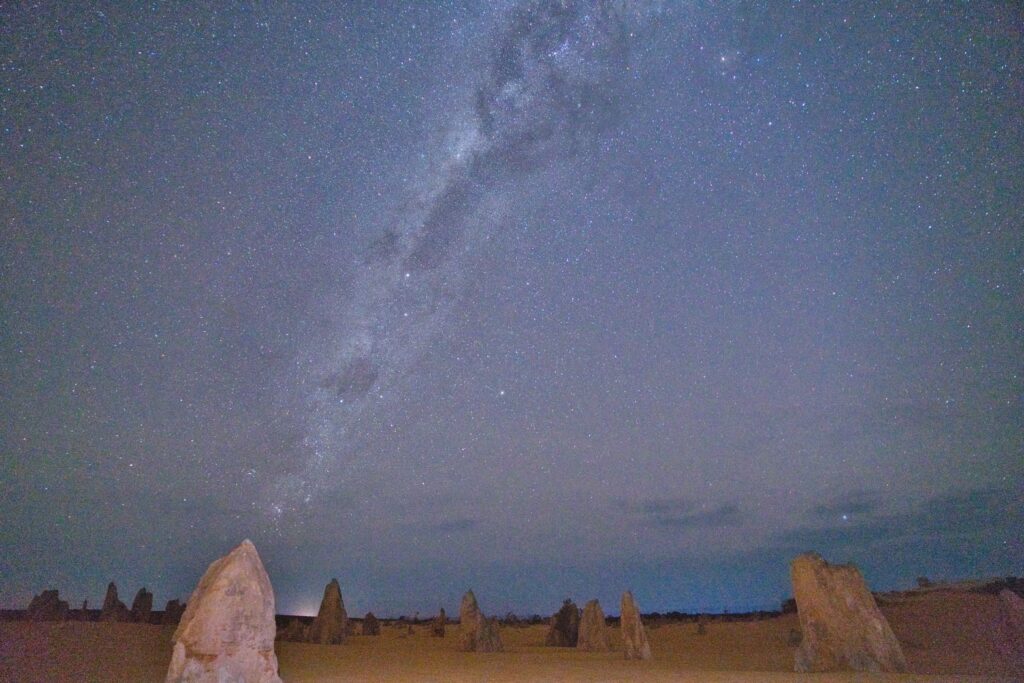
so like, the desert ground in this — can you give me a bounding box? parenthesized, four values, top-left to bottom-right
(0, 588, 1019, 682)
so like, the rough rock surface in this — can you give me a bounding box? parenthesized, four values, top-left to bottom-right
(162, 599, 186, 625)
(431, 608, 446, 638)
(131, 587, 153, 623)
(545, 599, 580, 647)
(459, 591, 481, 651)
(577, 599, 610, 651)
(476, 617, 503, 652)
(99, 582, 130, 622)
(165, 539, 282, 683)
(307, 578, 347, 645)
(27, 590, 69, 621)
(620, 591, 652, 660)
(362, 612, 381, 636)
(459, 590, 503, 652)
(791, 553, 907, 673)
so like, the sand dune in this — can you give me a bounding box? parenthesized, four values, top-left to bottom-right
(0, 590, 1018, 682)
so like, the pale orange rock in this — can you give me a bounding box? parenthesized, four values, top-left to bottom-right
(431, 608, 446, 638)
(476, 616, 503, 652)
(307, 578, 347, 644)
(620, 591, 652, 660)
(165, 539, 282, 683)
(362, 611, 381, 636)
(577, 599, 610, 652)
(459, 590, 481, 651)
(791, 553, 906, 673)
(459, 590, 503, 652)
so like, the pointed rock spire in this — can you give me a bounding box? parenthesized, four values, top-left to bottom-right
(165, 539, 282, 683)
(577, 599, 610, 651)
(99, 582, 130, 622)
(791, 553, 906, 673)
(620, 591, 652, 660)
(130, 587, 153, 623)
(308, 578, 348, 644)
(459, 590, 503, 652)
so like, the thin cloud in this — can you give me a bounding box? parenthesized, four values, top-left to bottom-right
(622, 498, 744, 530)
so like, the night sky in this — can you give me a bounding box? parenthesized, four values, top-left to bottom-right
(2, 2, 1021, 618)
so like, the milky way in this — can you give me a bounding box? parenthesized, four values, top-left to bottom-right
(3, 0, 1020, 615)
(277, 0, 666, 511)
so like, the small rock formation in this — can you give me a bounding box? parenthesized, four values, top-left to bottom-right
(162, 599, 186, 625)
(362, 612, 381, 636)
(131, 587, 153, 623)
(307, 578, 348, 645)
(545, 599, 580, 647)
(278, 618, 307, 642)
(165, 539, 282, 683)
(459, 591, 481, 651)
(577, 599, 610, 651)
(459, 590, 503, 652)
(620, 591, 652, 660)
(995, 589, 1024, 673)
(791, 553, 907, 673)
(431, 608, 446, 637)
(476, 616, 503, 652)
(27, 590, 69, 621)
(99, 582, 130, 622)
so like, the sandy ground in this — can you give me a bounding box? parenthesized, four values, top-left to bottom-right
(0, 591, 1018, 682)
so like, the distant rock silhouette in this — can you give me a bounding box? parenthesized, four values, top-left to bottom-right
(362, 611, 381, 636)
(165, 539, 282, 683)
(99, 582, 130, 622)
(27, 590, 68, 621)
(544, 599, 580, 647)
(577, 599, 610, 651)
(278, 617, 307, 642)
(162, 599, 185, 625)
(130, 587, 153, 623)
(307, 578, 347, 645)
(431, 608, 446, 638)
(791, 553, 906, 673)
(459, 590, 503, 652)
(620, 591, 652, 660)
